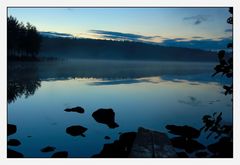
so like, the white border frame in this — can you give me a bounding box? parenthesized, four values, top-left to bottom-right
(0, 0, 239, 164)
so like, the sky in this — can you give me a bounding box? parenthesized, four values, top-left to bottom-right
(8, 8, 232, 50)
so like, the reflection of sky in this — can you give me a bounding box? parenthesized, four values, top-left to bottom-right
(8, 8, 232, 47)
(8, 76, 232, 157)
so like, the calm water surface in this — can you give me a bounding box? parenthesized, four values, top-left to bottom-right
(8, 60, 232, 157)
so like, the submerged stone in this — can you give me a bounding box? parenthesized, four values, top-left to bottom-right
(64, 106, 84, 113)
(66, 125, 87, 137)
(8, 139, 21, 146)
(51, 151, 68, 158)
(92, 108, 119, 128)
(41, 146, 56, 152)
(8, 124, 17, 136)
(7, 148, 24, 158)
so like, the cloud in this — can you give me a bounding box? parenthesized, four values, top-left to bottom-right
(160, 37, 232, 51)
(173, 38, 187, 41)
(40, 31, 74, 38)
(191, 36, 204, 39)
(183, 15, 210, 25)
(178, 96, 202, 107)
(88, 79, 149, 86)
(90, 30, 159, 42)
(225, 29, 232, 33)
(40, 30, 232, 51)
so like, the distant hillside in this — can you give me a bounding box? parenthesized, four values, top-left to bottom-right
(39, 37, 217, 62)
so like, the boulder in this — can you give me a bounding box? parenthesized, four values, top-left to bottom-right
(166, 125, 200, 139)
(8, 139, 21, 146)
(40, 146, 56, 152)
(66, 125, 87, 137)
(8, 124, 17, 136)
(92, 108, 119, 128)
(92, 132, 136, 158)
(207, 137, 233, 158)
(64, 106, 84, 113)
(51, 151, 68, 158)
(7, 148, 24, 158)
(170, 136, 205, 153)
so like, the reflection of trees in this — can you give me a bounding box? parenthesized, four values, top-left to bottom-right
(167, 113, 233, 158)
(8, 62, 41, 103)
(212, 8, 233, 96)
(166, 112, 233, 158)
(165, 8, 233, 158)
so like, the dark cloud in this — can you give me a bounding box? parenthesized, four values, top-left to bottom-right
(178, 96, 202, 107)
(192, 36, 204, 39)
(40, 31, 74, 38)
(225, 29, 232, 33)
(88, 79, 151, 86)
(174, 38, 186, 41)
(160, 37, 232, 51)
(90, 30, 158, 42)
(183, 15, 209, 25)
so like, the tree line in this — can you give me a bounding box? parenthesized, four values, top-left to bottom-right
(7, 16, 41, 60)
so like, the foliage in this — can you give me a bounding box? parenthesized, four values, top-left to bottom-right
(200, 112, 232, 139)
(7, 16, 41, 59)
(212, 7, 233, 96)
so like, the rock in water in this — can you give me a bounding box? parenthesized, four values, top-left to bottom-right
(7, 148, 24, 158)
(64, 106, 84, 113)
(165, 125, 200, 139)
(51, 151, 68, 158)
(8, 139, 21, 146)
(92, 132, 136, 158)
(8, 124, 17, 136)
(207, 137, 233, 158)
(177, 152, 189, 158)
(66, 125, 87, 137)
(129, 127, 177, 158)
(92, 108, 119, 128)
(170, 136, 205, 153)
(41, 146, 56, 152)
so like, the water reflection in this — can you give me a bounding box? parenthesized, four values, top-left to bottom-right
(89, 79, 151, 86)
(7, 60, 228, 103)
(8, 62, 41, 103)
(165, 111, 233, 157)
(178, 96, 202, 107)
(7, 60, 232, 158)
(7, 60, 225, 82)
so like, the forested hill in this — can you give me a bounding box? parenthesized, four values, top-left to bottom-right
(39, 37, 217, 62)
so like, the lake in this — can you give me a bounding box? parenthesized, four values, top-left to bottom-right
(7, 60, 233, 158)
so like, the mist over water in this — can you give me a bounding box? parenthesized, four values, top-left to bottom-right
(8, 60, 232, 157)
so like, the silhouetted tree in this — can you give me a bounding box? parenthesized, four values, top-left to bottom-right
(7, 16, 41, 60)
(7, 16, 20, 56)
(212, 7, 233, 96)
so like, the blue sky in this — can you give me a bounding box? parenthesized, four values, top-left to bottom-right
(8, 8, 232, 50)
